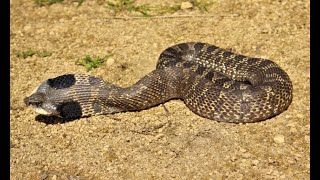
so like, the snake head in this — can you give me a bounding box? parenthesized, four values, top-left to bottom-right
(24, 74, 83, 119)
(24, 81, 61, 116)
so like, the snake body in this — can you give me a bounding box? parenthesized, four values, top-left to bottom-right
(24, 42, 293, 123)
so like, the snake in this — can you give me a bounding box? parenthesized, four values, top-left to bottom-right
(24, 42, 293, 123)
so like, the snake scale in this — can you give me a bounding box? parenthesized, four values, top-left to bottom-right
(24, 42, 293, 123)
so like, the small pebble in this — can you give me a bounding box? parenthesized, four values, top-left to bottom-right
(156, 150, 163, 155)
(155, 133, 164, 140)
(52, 175, 57, 180)
(252, 160, 259, 166)
(240, 148, 247, 153)
(23, 25, 31, 31)
(41, 173, 48, 180)
(180, 2, 193, 9)
(289, 127, 297, 133)
(230, 155, 237, 162)
(125, 136, 131, 142)
(273, 134, 285, 143)
(242, 152, 251, 158)
(106, 58, 115, 66)
(268, 157, 275, 164)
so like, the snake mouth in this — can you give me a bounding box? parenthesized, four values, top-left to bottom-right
(28, 103, 61, 116)
(24, 97, 49, 115)
(24, 96, 41, 107)
(33, 106, 54, 115)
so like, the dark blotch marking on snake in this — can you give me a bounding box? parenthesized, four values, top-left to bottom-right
(89, 76, 103, 86)
(206, 45, 218, 54)
(177, 43, 189, 51)
(164, 47, 178, 56)
(195, 65, 206, 75)
(48, 74, 76, 89)
(57, 101, 82, 119)
(93, 100, 102, 113)
(222, 51, 233, 58)
(194, 42, 205, 52)
(183, 62, 193, 69)
(204, 71, 215, 80)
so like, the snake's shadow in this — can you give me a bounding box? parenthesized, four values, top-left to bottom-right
(35, 115, 78, 124)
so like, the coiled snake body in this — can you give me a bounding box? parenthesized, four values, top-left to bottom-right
(24, 42, 293, 123)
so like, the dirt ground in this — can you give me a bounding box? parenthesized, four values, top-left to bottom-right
(10, 0, 310, 179)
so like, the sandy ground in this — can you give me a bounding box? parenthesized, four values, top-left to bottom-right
(10, 0, 309, 179)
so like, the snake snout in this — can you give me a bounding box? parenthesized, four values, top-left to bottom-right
(24, 93, 46, 107)
(24, 92, 61, 116)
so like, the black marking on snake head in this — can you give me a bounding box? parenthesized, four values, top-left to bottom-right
(57, 101, 82, 119)
(93, 100, 102, 113)
(47, 74, 76, 89)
